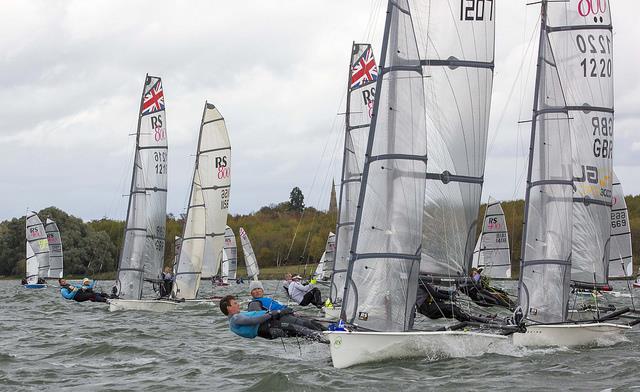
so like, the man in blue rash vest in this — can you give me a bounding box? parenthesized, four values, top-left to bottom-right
(246, 281, 326, 332)
(59, 278, 108, 303)
(219, 295, 328, 343)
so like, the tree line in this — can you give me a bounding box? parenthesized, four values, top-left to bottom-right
(1, 194, 639, 278)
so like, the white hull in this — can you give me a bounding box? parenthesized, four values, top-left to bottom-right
(512, 323, 630, 347)
(323, 307, 341, 320)
(181, 298, 218, 305)
(325, 330, 508, 369)
(108, 299, 179, 312)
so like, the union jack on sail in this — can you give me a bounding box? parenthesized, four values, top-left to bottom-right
(350, 47, 378, 89)
(141, 81, 165, 115)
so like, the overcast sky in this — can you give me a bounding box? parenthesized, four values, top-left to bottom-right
(1, 0, 638, 222)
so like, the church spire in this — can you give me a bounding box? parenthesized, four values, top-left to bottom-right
(329, 179, 337, 215)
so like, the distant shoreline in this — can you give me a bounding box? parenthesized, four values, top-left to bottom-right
(1, 263, 321, 281)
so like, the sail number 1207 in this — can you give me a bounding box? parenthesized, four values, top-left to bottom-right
(460, 0, 493, 21)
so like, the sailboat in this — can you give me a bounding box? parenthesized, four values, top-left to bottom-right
(109, 75, 176, 312)
(24, 212, 49, 289)
(45, 218, 64, 279)
(512, 0, 630, 346)
(471, 197, 511, 279)
(239, 227, 259, 281)
(328, 41, 378, 310)
(314, 232, 335, 281)
(172, 102, 232, 300)
(325, 0, 508, 369)
(609, 172, 633, 280)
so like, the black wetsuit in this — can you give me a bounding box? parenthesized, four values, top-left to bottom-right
(460, 281, 515, 310)
(74, 288, 108, 302)
(416, 283, 470, 322)
(247, 300, 327, 334)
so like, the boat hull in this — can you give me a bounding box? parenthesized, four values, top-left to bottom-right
(512, 323, 630, 347)
(107, 299, 179, 312)
(24, 284, 47, 289)
(325, 330, 508, 369)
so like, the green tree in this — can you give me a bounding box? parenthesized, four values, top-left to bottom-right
(289, 187, 305, 213)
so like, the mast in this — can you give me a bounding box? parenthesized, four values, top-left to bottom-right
(340, 0, 426, 332)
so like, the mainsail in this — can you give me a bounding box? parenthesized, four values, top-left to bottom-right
(239, 227, 259, 280)
(340, 0, 426, 332)
(45, 218, 64, 279)
(471, 197, 511, 278)
(518, 0, 612, 322)
(25, 212, 49, 282)
(222, 226, 238, 282)
(173, 102, 231, 299)
(564, 0, 614, 288)
(115, 75, 168, 300)
(330, 42, 378, 303)
(415, 0, 496, 279)
(609, 172, 632, 278)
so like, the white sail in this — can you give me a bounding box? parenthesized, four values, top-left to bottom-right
(26, 212, 50, 279)
(173, 102, 231, 299)
(519, 0, 600, 323)
(414, 0, 496, 278)
(609, 172, 633, 278)
(471, 197, 511, 278)
(331, 43, 378, 303)
(115, 75, 168, 300)
(45, 218, 63, 279)
(319, 232, 336, 281)
(239, 227, 259, 280)
(222, 226, 238, 281)
(25, 242, 38, 284)
(341, 0, 426, 332)
(562, 1, 614, 288)
(173, 236, 182, 273)
(315, 251, 326, 279)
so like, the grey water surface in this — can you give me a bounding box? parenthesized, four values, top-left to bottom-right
(2, 279, 640, 391)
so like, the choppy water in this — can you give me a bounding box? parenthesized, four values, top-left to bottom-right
(3, 279, 640, 391)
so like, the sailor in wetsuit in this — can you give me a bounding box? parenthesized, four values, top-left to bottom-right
(415, 281, 470, 322)
(246, 281, 325, 332)
(459, 268, 515, 309)
(220, 295, 327, 342)
(59, 278, 108, 303)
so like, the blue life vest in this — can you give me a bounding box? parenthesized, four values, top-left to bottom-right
(229, 311, 267, 339)
(254, 297, 287, 311)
